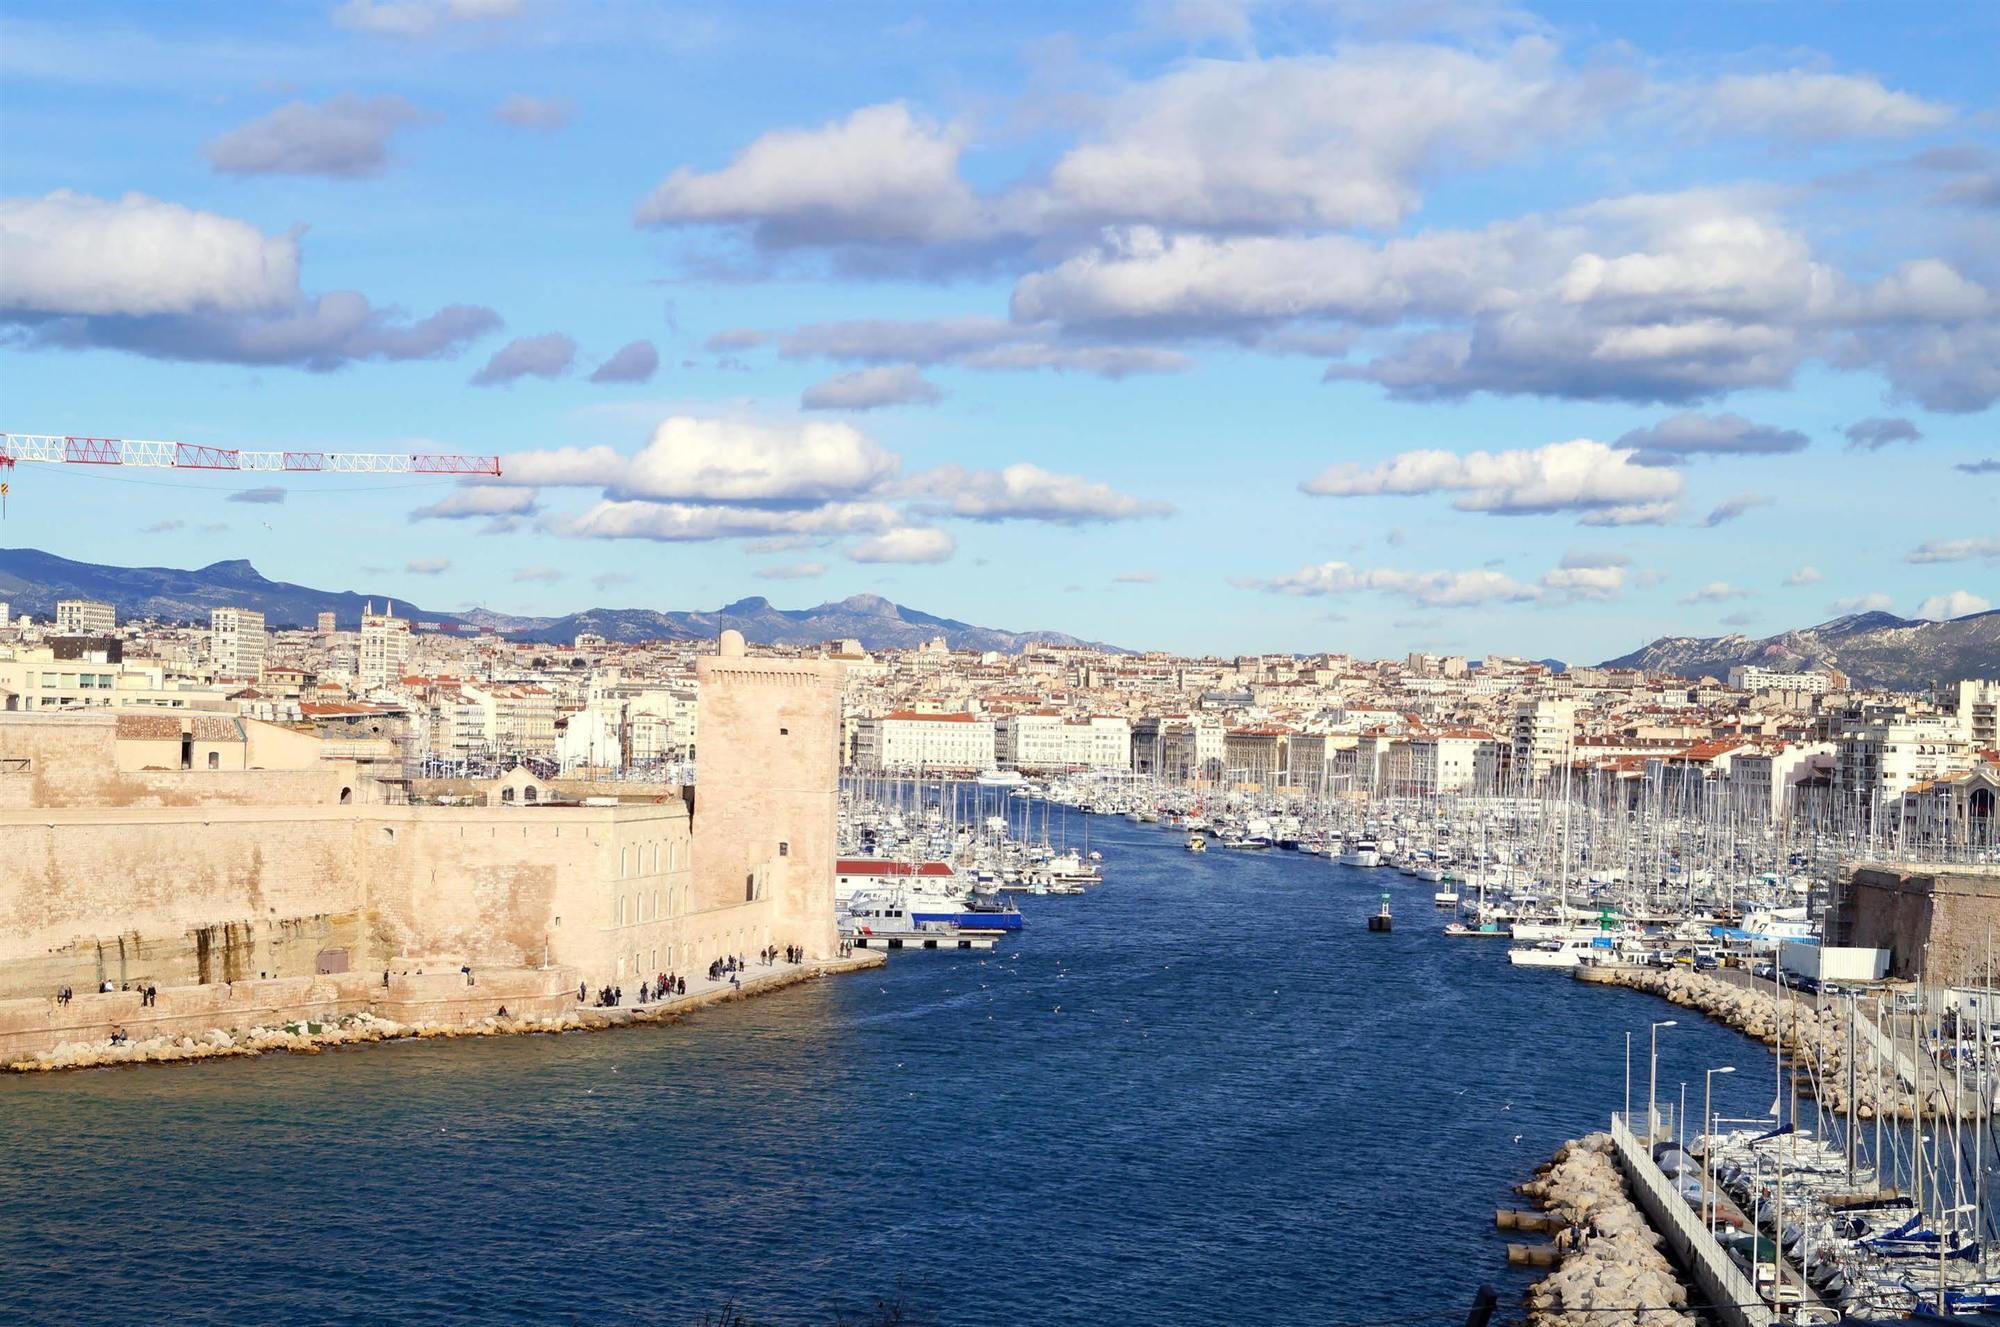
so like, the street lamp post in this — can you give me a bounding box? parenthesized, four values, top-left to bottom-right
(1624, 1031, 1632, 1128)
(1650, 1019, 1678, 1142)
(1704, 1065, 1737, 1234)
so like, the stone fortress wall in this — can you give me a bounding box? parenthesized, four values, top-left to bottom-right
(0, 635, 842, 1060)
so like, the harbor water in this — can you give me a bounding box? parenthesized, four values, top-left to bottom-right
(1, 814, 1784, 1326)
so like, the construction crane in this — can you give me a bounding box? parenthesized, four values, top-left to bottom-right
(0, 433, 502, 476)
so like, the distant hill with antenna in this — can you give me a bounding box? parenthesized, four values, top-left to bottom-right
(0, 549, 1123, 653)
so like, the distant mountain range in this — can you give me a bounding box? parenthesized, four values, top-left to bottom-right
(1601, 610, 2000, 691)
(0, 549, 1122, 654)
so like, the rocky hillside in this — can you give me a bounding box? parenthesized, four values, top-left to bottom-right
(0, 549, 1121, 652)
(1601, 609, 2000, 690)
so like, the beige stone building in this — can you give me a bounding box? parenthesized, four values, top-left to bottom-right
(0, 634, 841, 1018)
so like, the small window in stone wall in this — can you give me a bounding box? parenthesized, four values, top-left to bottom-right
(780, 727, 789, 736)
(779, 841, 790, 857)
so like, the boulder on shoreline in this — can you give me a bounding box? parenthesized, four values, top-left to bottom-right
(1522, 1134, 1693, 1327)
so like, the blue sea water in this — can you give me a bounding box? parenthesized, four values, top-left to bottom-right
(0, 814, 1784, 1327)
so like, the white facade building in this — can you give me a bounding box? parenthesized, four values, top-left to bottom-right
(996, 713, 1132, 771)
(358, 607, 412, 688)
(853, 711, 996, 771)
(1728, 666, 1830, 695)
(210, 607, 267, 682)
(55, 599, 116, 635)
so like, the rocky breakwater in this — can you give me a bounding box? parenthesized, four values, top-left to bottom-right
(1518, 1134, 1694, 1327)
(5, 954, 884, 1073)
(1583, 966, 1939, 1121)
(5, 1009, 602, 1072)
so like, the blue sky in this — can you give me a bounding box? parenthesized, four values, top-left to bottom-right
(1, 0, 1995, 658)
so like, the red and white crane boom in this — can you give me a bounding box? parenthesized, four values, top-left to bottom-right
(0, 433, 502, 476)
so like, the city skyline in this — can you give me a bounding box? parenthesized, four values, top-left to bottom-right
(3, 0, 1997, 659)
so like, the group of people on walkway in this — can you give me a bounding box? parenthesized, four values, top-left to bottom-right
(54, 982, 158, 1006)
(587, 984, 624, 1008)
(638, 974, 684, 1003)
(759, 944, 810, 966)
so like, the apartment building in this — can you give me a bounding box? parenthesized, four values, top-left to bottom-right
(55, 599, 116, 635)
(1728, 666, 1830, 695)
(852, 711, 996, 772)
(210, 607, 268, 682)
(359, 607, 412, 688)
(996, 712, 1131, 771)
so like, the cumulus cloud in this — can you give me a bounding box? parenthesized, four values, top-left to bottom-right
(801, 364, 942, 410)
(1540, 564, 1626, 599)
(471, 332, 577, 386)
(333, 0, 524, 37)
(754, 562, 827, 580)
(550, 499, 900, 543)
(1039, 39, 1629, 233)
(409, 486, 541, 521)
(845, 526, 956, 564)
(705, 328, 767, 352)
(1692, 71, 1951, 143)
(405, 557, 451, 574)
(492, 94, 572, 131)
(220, 486, 284, 506)
(901, 463, 1171, 524)
(140, 519, 185, 534)
(1915, 590, 1993, 621)
(513, 564, 564, 583)
(1301, 438, 1680, 522)
(1679, 581, 1749, 604)
(1, 192, 298, 317)
(1614, 411, 1808, 464)
(1784, 566, 1823, 586)
(636, 103, 984, 247)
(1114, 570, 1159, 584)
(1831, 592, 1896, 614)
(1249, 559, 1544, 607)
(587, 339, 659, 384)
(1843, 416, 1922, 449)
(1906, 536, 2000, 563)
(501, 418, 900, 505)
(1957, 459, 2000, 475)
(1701, 493, 1772, 527)
(205, 95, 426, 178)
(0, 191, 498, 370)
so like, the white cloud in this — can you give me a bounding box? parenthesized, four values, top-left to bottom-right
(1694, 71, 1951, 143)
(635, 103, 982, 246)
(410, 487, 541, 521)
(492, 94, 572, 131)
(902, 463, 1171, 524)
(1906, 536, 2000, 563)
(205, 94, 426, 178)
(471, 332, 576, 386)
(845, 526, 956, 564)
(1914, 590, 1993, 621)
(551, 499, 899, 543)
(0, 191, 299, 316)
(1679, 581, 1749, 604)
(501, 418, 899, 504)
(1114, 570, 1159, 584)
(405, 557, 451, 574)
(1540, 564, 1626, 599)
(754, 562, 827, 580)
(513, 564, 564, 583)
(1251, 560, 1543, 607)
(333, 0, 524, 38)
(801, 364, 942, 411)
(1783, 566, 1823, 586)
(1041, 39, 1625, 232)
(779, 315, 1191, 379)
(0, 191, 498, 369)
(1830, 592, 1896, 614)
(1300, 438, 1681, 519)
